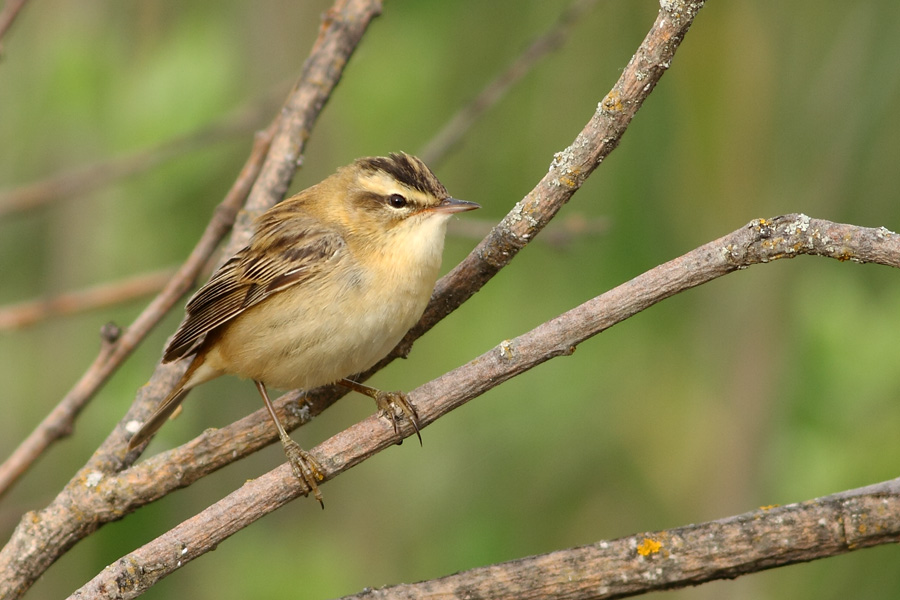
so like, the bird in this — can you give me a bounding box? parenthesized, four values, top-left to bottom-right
(127, 152, 479, 505)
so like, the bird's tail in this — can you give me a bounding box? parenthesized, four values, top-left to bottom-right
(127, 387, 190, 450)
(127, 357, 204, 450)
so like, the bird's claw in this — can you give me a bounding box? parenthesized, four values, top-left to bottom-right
(281, 438, 325, 508)
(373, 390, 422, 446)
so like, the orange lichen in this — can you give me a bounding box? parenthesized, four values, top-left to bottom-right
(636, 537, 662, 556)
(602, 90, 624, 113)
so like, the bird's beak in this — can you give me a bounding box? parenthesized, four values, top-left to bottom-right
(434, 197, 480, 214)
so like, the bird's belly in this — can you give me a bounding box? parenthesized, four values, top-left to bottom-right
(206, 268, 432, 391)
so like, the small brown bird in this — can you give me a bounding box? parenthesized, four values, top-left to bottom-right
(128, 153, 479, 504)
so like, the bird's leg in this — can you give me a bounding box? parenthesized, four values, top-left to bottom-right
(255, 380, 324, 507)
(339, 378, 422, 445)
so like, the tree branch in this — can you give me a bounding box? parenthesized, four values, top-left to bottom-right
(69, 214, 900, 598)
(66, 0, 706, 517)
(336, 478, 900, 600)
(390, 0, 707, 361)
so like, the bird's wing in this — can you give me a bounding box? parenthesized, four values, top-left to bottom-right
(163, 212, 345, 362)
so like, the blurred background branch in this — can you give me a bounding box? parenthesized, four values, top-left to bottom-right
(0, 0, 29, 52)
(0, 213, 606, 333)
(0, 123, 274, 498)
(419, 0, 603, 167)
(0, 267, 176, 331)
(0, 88, 284, 218)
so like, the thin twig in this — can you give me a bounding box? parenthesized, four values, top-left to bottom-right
(69, 214, 900, 597)
(0, 2, 384, 598)
(337, 478, 900, 600)
(419, 0, 603, 167)
(0, 268, 177, 331)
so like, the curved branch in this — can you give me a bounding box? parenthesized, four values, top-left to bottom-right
(7, 1, 709, 596)
(337, 478, 900, 600)
(70, 214, 900, 597)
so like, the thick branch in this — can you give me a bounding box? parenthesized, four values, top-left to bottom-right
(70, 214, 900, 596)
(9, 1, 710, 596)
(337, 478, 900, 600)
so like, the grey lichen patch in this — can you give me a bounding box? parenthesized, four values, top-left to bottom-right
(286, 401, 311, 422)
(508, 201, 539, 230)
(659, 0, 704, 19)
(501, 202, 539, 246)
(783, 213, 811, 236)
(720, 244, 740, 264)
(85, 470, 103, 488)
(549, 147, 581, 189)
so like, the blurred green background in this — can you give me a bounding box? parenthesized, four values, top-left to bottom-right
(2, 1, 900, 598)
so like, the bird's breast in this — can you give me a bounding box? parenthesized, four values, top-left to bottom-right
(206, 241, 442, 391)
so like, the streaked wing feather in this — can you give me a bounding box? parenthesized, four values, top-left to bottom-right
(164, 216, 344, 362)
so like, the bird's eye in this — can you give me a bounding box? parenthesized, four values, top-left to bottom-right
(388, 193, 408, 209)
